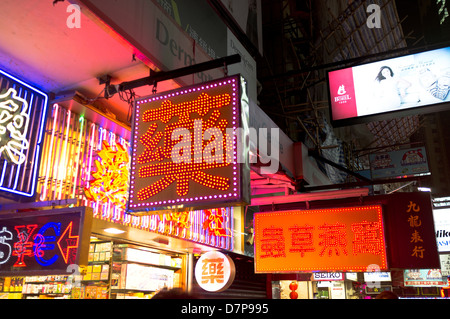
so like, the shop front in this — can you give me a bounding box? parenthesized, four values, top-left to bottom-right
(0, 66, 253, 299)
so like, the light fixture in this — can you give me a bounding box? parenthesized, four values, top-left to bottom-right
(418, 187, 432, 192)
(103, 227, 126, 234)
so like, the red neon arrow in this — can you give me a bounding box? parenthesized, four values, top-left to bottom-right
(57, 222, 79, 264)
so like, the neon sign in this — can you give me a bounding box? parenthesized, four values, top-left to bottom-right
(129, 75, 248, 212)
(96, 207, 234, 250)
(0, 88, 30, 165)
(254, 205, 388, 273)
(0, 207, 92, 275)
(84, 140, 129, 209)
(0, 68, 48, 197)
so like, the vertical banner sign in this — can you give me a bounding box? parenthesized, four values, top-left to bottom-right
(0, 207, 92, 275)
(254, 205, 388, 273)
(383, 192, 440, 269)
(0, 68, 48, 197)
(128, 75, 249, 213)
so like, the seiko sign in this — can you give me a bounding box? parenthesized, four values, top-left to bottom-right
(312, 272, 344, 281)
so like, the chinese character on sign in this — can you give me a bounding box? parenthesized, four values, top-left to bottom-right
(137, 92, 233, 200)
(412, 246, 425, 258)
(318, 223, 349, 257)
(408, 215, 422, 227)
(406, 201, 420, 213)
(351, 221, 383, 255)
(201, 257, 224, 284)
(165, 211, 192, 229)
(260, 227, 286, 258)
(0, 88, 30, 165)
(84, 140, 129, 209)
(410, 230, 423, 244)
(406, 201, 425, 259)
(203, 208, 231, 237)
(289, 225, 315, 257)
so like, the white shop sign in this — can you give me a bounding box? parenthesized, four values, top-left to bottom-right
(312, 272, 344, 281)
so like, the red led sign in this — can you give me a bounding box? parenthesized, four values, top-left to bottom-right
(129, 75, 248, 212)
(254, 205, 388, 273)
(0, 207, 92, 275)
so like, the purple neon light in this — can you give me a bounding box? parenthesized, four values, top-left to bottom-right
(129, 77, 240, 209)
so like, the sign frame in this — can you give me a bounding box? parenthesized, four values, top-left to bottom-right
(254, 205, 389, 273)
(0, 68, 49, 198)
(128, 74, 250, 213)
(194, 250, 236, 292)
(0, 206, 93, 276)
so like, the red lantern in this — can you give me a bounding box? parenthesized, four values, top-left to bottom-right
(289, 282, 298, 291)
(289, 281, 298, 299)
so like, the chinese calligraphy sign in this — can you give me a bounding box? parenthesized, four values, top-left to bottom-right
(194, 250, 235, 292)
(0, 88, 30, 165)
(129, 76, 245, 212)
(254, 206, 388, 273)
(406, 201, 426, 259)
(0, 68, 48, 198)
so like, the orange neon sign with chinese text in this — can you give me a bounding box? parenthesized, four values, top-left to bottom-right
(254, 205, 388, 273)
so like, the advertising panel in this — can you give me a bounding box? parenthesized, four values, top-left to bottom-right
(369, 146, 429, 179)
(128, 75, 249, 213)
(0, 207, 92, 276)
(254, 205, 388, 273)
(433, 207, 450, 253)
(328, 46, 450, 126)
(404, 269, 448, 287)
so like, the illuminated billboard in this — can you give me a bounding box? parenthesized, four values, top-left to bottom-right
(254, 205, 388, 273)
(128, 75, 250, 213)
(0, 68, 49, 197)
(328, 46, 450, 126)
(0, 207, 92, 276)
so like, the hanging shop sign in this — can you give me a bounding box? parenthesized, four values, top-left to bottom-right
(369, 146, 429, 179)
(254, 205, 388, 273)
(128, 75, 250, 213)
(327, 46, 450, 126)
(0, 207, 92, 276)
(194, 250, 236, 292)
(383, 192, 440, 269)
(403, 269, 448, 287)
(0, 68, 49, 197)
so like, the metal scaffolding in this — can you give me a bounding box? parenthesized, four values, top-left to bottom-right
(258, 0, 424, 190)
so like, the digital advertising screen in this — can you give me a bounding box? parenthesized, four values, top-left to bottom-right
(328, 46, 450, 126)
